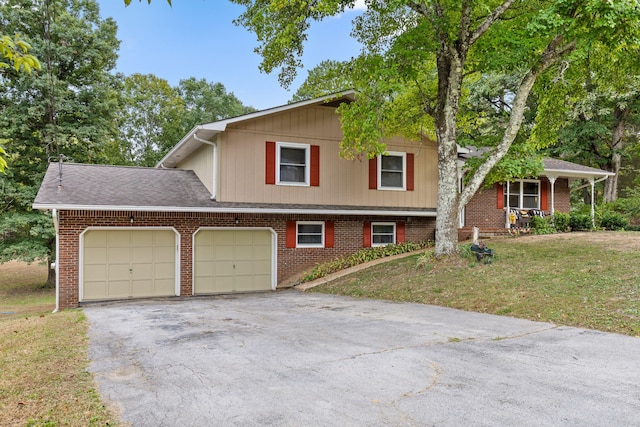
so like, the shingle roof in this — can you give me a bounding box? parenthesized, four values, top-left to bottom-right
(542, 158, 615, 177)
(33, 162, 436, 216)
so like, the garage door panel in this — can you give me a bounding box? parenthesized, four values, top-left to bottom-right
(82, 229, 176, 301)
(154, 262, 175, 279)
(131, 248, 153, 263)
(107, 280, 131, 298)
(131, 263, 153, 280)
(108, 231, 130, 247)
(194, 229, 273, 295)
(108, 248, 131, 264)
(131, 231, 154, 247)
(131, 280, 153, 297)
(84, 264, 107, 282)
(215, 260, 235, 276)
(154, 279, 175, 295)
(154, 231, 175, 246)
(252, 260, 272, 275)
(214, 245, 234, 260)
(84, 231, 107, 247)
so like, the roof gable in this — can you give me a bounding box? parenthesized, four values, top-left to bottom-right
(158, 90, 356, 168)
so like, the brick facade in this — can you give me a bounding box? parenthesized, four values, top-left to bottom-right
(56, 210, 435, 309)
(462, 178, 571, 231)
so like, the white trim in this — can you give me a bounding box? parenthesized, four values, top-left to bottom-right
(543, 168, 614, 178)
(504, 179, 541, 210)
(276, 141, 311, 186)
(191, 227, 277, 294)
(33, 204, 438, 217)
(78, 227, 181, 302)
(53, 209, 59, 313)
(296, 221, 325, 248)
(371, 222, 396, 247)
(378, 151, 406, 191)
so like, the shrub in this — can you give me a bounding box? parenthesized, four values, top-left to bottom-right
(569, 213, 593, 231)
(599, 211, 629, 230)
(302, 241, 433, 282)
(550, 212, 571, 232)
(529, 215, 555, 234)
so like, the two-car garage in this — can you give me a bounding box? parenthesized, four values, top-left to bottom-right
(80, 227, 275, 302)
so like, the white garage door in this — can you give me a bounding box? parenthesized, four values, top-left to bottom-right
(194, 229, 273, 294)
(82, 229, 177, 301)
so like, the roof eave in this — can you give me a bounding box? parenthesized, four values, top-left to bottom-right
(543, 168, 615, 179)
(32, 203, 436, 217)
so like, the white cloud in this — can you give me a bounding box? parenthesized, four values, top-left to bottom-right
(349, 0, 367, 11)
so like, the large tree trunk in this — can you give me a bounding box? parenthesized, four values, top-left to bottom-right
(46, 255, 55, 288)
(604, 107, 627, 202)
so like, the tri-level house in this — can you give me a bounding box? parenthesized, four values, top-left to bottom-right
(33, 91, 613, 310)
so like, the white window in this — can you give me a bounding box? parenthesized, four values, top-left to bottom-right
(505, 180, 540, 209)
(296, 221, 324, 248)
(378, 152, 406, 190)
(277, 142, 310, 186)
(372, 222, 395, 246)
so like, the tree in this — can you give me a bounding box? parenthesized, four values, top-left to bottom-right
(0, 0, 120, 285)
(114, 73, 185, 166)
(290, 60, 353, 102)
(232, 0, 640, 256)
(112, 75, 256, 167)
(535, 42, 640, 202)
(177, 77, 256, 127)
(0, 34, 41, 173)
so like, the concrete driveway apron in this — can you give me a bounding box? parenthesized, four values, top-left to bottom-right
(84, 291, 640, 426)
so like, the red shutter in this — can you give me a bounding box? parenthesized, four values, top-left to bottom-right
(310, 145, 320, 187)
(406, 153, 414, 191)
(286, 220, 297, 248)
(368, 157, 377, 189)
(497, 183, 504, 209)
(363, 222, 372, 247)
(396, 222, 406, 243)
(325, 221, 334, 248)
(265, 141, 276, 185)
(540, 180, 548, 211)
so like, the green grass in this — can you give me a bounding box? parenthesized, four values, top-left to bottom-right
(0, 261, 118, 427)
(309, 232, 640, 336)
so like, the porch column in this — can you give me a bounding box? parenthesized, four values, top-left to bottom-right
(505, 180, 511, 228)
(590, 178, 596, 226)
(547, 176, 557, 215)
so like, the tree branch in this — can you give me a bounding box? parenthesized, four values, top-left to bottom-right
(469, 0, 518, 46)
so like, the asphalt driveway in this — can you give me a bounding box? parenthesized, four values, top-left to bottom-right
(84, 291, 640, 426)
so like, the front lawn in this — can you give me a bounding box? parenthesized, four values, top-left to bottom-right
(309, 232, 640, 336)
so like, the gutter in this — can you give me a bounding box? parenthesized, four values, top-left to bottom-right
(32, 204, 438, 217)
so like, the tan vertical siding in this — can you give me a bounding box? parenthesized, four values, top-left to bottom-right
(176, 143, 214, 195)
(213, 106, 438, 209)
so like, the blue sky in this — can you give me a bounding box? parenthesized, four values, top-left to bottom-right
(97, 1, 365, 110)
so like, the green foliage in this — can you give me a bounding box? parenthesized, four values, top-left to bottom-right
(0, 33, 41, 73)
(290, 60, 353, 102)
(599, 211, 629, 231)
(550, 212, 571, 233)
(608, 189, 640, 223)
(529, 215, 555, 235)
(0, 145, 7, 173)
(302, 241, 432, 282)
(569, 213, 594, 231)
(0, 0, 119, 273)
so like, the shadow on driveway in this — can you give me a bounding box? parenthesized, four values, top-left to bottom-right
(84, 291, 640, 426)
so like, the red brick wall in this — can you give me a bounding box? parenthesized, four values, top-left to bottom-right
(463, 178, 571, 230)
(56, 210, 435, 309)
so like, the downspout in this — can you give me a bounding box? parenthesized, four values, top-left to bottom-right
(52, 209, 60, 313)
(192, 133, 218, 200)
